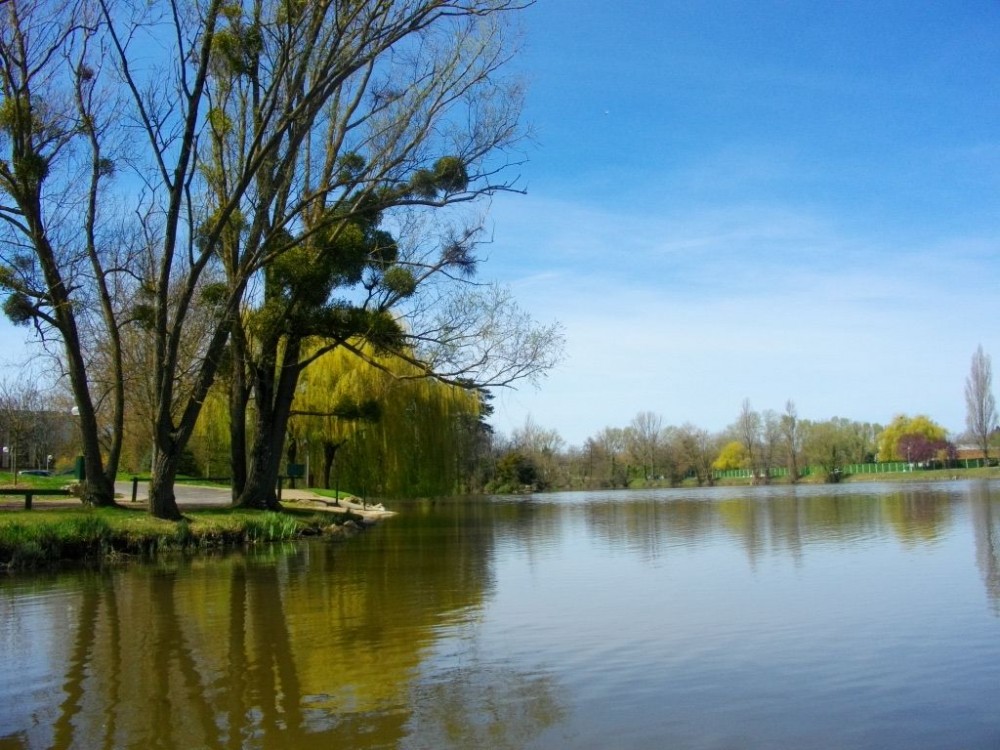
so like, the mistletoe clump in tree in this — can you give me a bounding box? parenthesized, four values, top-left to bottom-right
(233, 181, 429, 509)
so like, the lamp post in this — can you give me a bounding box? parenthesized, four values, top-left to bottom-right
(304, 439, 310, 489)
(70, 406, 84, 481)
(3, 445, 14, 484)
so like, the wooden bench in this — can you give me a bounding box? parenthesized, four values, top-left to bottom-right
(0, 487, 73, 510)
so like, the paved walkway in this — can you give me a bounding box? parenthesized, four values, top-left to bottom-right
(2, 480, 393, 520)
(117, 480, 395, 519)
(115, 480, 232, 507)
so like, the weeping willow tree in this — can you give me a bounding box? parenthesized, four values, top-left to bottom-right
(186, 339, 480, 497)
(188, 384, 232, 479)
(290, 343, 481, 498)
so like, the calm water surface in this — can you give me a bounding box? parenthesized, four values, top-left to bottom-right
(2, 481, 1000, 749)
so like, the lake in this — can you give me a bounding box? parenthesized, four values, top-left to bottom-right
(2, 481, 999, 749)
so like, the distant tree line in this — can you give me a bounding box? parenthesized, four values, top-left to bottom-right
(486, 345, 1000, 493)
(0, 373, 75, 477)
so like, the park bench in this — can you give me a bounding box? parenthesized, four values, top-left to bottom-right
(0, 487, 73, 510)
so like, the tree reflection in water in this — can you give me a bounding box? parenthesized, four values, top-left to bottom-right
(577, 486, 959, 562)
(2, 484, 998, 750)
(970, 483, 1000, 614)
(408, 663, 566, 750)
(1, 504, 566, 750)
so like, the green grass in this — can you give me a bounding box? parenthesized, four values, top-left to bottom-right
(0, 471, 76, 490)
(617, 465, 1000, 490)
(840, 466, 1000, 483)
(0, 471, 236, 487)
(309, 487, 362, 501)
(0, 505, 340, 571)
(683, 465, 1000, 488)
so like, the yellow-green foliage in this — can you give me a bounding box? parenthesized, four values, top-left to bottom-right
(188, 384, 232, 477)
(295, 342, 479, 497)
(877, 414, 947, 461)
(712, 440, 748, 471)
(187, 338, 479, 496)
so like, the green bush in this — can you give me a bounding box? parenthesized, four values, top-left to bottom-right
(244, 513, 299, 542)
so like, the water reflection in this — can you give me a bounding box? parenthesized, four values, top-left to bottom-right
(0, 507, 565, 750)
(11, 559, 329, 749)
(561, 485, 961, 564)
(970, 483, 1000, 614)
(1, 483, 999, 750)
(491, 483, 1000, 616)
(409, 663, 565, 750)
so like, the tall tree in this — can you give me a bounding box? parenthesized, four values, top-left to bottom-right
(671, 423, 718, 486)
(510, 415, 564, 488)
(289, 342, 480, 497)
(780, 400, 802, 482)
(588, 426, 626, 487)
(626, 411, 663, 481)
(197, 0, 554, 509)
(735, 398, 763, 481)
(0, 374, 39, 480)
(0, 0, 126, 505)
(965, 344, 997, 462)
(801, 418, 852, 482)
(759, 409, 781, 481)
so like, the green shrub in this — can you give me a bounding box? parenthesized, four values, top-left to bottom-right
(172, 519, 195, 548)
(244, 513, 299, 542)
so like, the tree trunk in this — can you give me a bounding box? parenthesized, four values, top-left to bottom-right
(234, 407, 284, 510)
(788, 452, 799, 484)
(229, 326, 251, 502)
(77, 398, 117, 508)
(148, 446, 184, 520)
(43, 243, 117, 507)
(234, 338, 303, 510)
(80, 461, 117, 508)
(322, 441, 340, 490)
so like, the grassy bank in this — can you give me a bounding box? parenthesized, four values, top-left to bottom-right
(0, 505, 356, 571)
(596, 465, 1000, 491)
(752, 465, 1000, 485)
(840, 466, 1000, 483)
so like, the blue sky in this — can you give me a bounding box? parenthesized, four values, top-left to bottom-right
(484, 0, 1000, 445)
(2, 1, 998, 448)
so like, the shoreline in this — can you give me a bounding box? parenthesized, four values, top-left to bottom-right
(279, 489, 397, 522)
(4, 467, 997, 571)
(611, 465, 1000, 492)
(0, 491, 395, 572)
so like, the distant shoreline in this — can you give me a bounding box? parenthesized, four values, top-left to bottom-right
(574, 465, 1000, 493)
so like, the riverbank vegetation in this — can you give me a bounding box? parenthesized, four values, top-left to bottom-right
(480, 345, 1000, 493)
(487, 399, 1000, 494)
(0, 505, 358, 571)
(2, 390, 997, 504)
